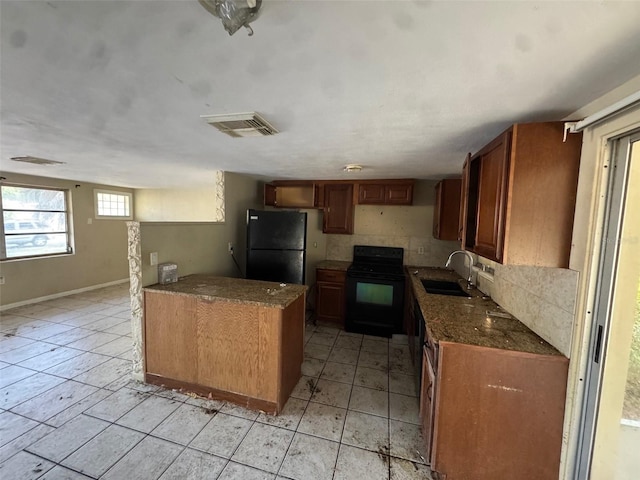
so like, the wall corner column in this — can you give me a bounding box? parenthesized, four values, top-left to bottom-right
(126, 221, 144, 381)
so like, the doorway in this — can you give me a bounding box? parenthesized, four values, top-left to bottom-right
(576, 131, 640, 479)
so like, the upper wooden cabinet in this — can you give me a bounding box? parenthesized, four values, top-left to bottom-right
(264, 182, 317, 209)
(460, 122, 582, 267)
(358, 180, 414, 205)
(264, 178, 414, 235)
(323, 183, 354, 234)
(433, 178, 462, 241)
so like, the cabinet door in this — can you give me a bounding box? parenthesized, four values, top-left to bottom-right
(433, 179, 461, 241)
(404, 279, 415, 349)
(459, 155, 470, 244)
(144, 292, 198, 383)
(264, 184, 276, 206)
(433, 182, 443, 238)
(473, 133, 509, 261)
(316, 282, 345, 324)
(323, 184, 354, 234)
(386, 184, 413, 205)
(358, 184, 386, 204)
(420, 347, 436, 462)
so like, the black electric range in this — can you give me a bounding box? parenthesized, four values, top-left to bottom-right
(345, 245, 405, 337)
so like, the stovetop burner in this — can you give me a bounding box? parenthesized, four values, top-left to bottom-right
(348, 245, 405, 280)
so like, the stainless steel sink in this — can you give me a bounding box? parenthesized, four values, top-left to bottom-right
(420, 279, 471, 298)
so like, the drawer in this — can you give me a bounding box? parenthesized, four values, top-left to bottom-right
(316, 269, 346, 283)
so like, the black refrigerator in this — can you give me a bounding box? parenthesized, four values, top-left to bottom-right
(246, 209, 307, 285)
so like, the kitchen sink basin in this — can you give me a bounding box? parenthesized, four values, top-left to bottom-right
(420, 279, 471, 298)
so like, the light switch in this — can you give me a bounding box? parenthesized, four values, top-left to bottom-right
(150, 252, 158, 265)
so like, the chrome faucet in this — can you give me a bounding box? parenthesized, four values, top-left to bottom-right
(445, 250, 475, 289)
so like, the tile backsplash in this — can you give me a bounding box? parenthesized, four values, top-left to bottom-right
(452, 256, 578, 357)
(325, 189, 459, 268)
(326, 232, 458, 268)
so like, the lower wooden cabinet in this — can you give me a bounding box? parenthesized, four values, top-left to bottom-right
(420, 347, 436, 460)
(316, 268, 346, 325)
(144, 290, 305, 414)
(404, 283, 416, 361)
(426, 341, 569, 480)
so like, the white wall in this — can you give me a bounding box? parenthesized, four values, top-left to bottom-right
(134, 171, 224, 222)
(139, 172, 260, 286)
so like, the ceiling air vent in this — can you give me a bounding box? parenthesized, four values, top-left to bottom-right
(10, 156, 65, 166)
(201, 112, 278, 138)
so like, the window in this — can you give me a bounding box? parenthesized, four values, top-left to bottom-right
(94, 189, 132, 219)
(1, 184, 72, 260)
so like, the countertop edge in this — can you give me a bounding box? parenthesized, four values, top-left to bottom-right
(143, 274, 308, 309)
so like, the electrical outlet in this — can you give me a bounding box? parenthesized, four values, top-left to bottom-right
(150, 252, 158, 265)
(0, 276, 5, 285)
(418, 246, 424, 255)
(228, 242, 233, 255)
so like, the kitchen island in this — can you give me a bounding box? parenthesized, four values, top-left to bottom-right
(143, 275, 307, 414)
(406, 267, 568, 480)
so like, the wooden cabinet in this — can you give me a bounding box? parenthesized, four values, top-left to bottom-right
(316, 268, 346, 325)
(358, 181, 414, 205)
(404, 283, 416, 360)
(322, 183, 354, 234)
(420, 347, 436, 461)
(143, 288, 305, 414)
(429, 341, 569, 480)
(460, 122, 582, 267)
(433, 178, 462, 240)
(458, 155, 470, 242)
(264, 182, 317, 208)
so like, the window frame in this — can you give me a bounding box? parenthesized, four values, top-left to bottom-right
(94, 189, 133, 220)
(1, 183, 73, 261)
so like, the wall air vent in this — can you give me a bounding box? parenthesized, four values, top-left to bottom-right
(200, 112, 278, 138)
(10, 156, 65, 166)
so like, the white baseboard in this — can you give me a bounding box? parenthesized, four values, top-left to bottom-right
(0, 278, 130, 312)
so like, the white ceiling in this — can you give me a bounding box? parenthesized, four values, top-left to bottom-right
(1, 1, 640, 189)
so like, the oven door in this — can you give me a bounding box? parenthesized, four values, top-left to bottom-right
(345, 273, 404, 337)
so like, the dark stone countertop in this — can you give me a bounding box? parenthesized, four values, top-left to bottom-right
(143, 274, 308, 309)
(406, 267, 562, 356)
(316, 260, 351, 272)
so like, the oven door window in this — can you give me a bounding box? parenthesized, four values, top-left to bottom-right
(356, 282, 394, 306)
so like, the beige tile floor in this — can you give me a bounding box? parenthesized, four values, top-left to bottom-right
(0, 284, 433, 479)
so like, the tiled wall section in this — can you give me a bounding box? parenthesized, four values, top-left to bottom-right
(326, 231, 458, 268)
(325, 183, 460, 268)
(493, 265, 578, 358)
(454, 257, 579, 358)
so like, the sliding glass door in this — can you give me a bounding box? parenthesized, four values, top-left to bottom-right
(576, 132, 640, 479)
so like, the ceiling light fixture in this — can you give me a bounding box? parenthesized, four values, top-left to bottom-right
(198, 0, 262, 36)
(343, 164, 363, 173)
(10, 156, 65, 166)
